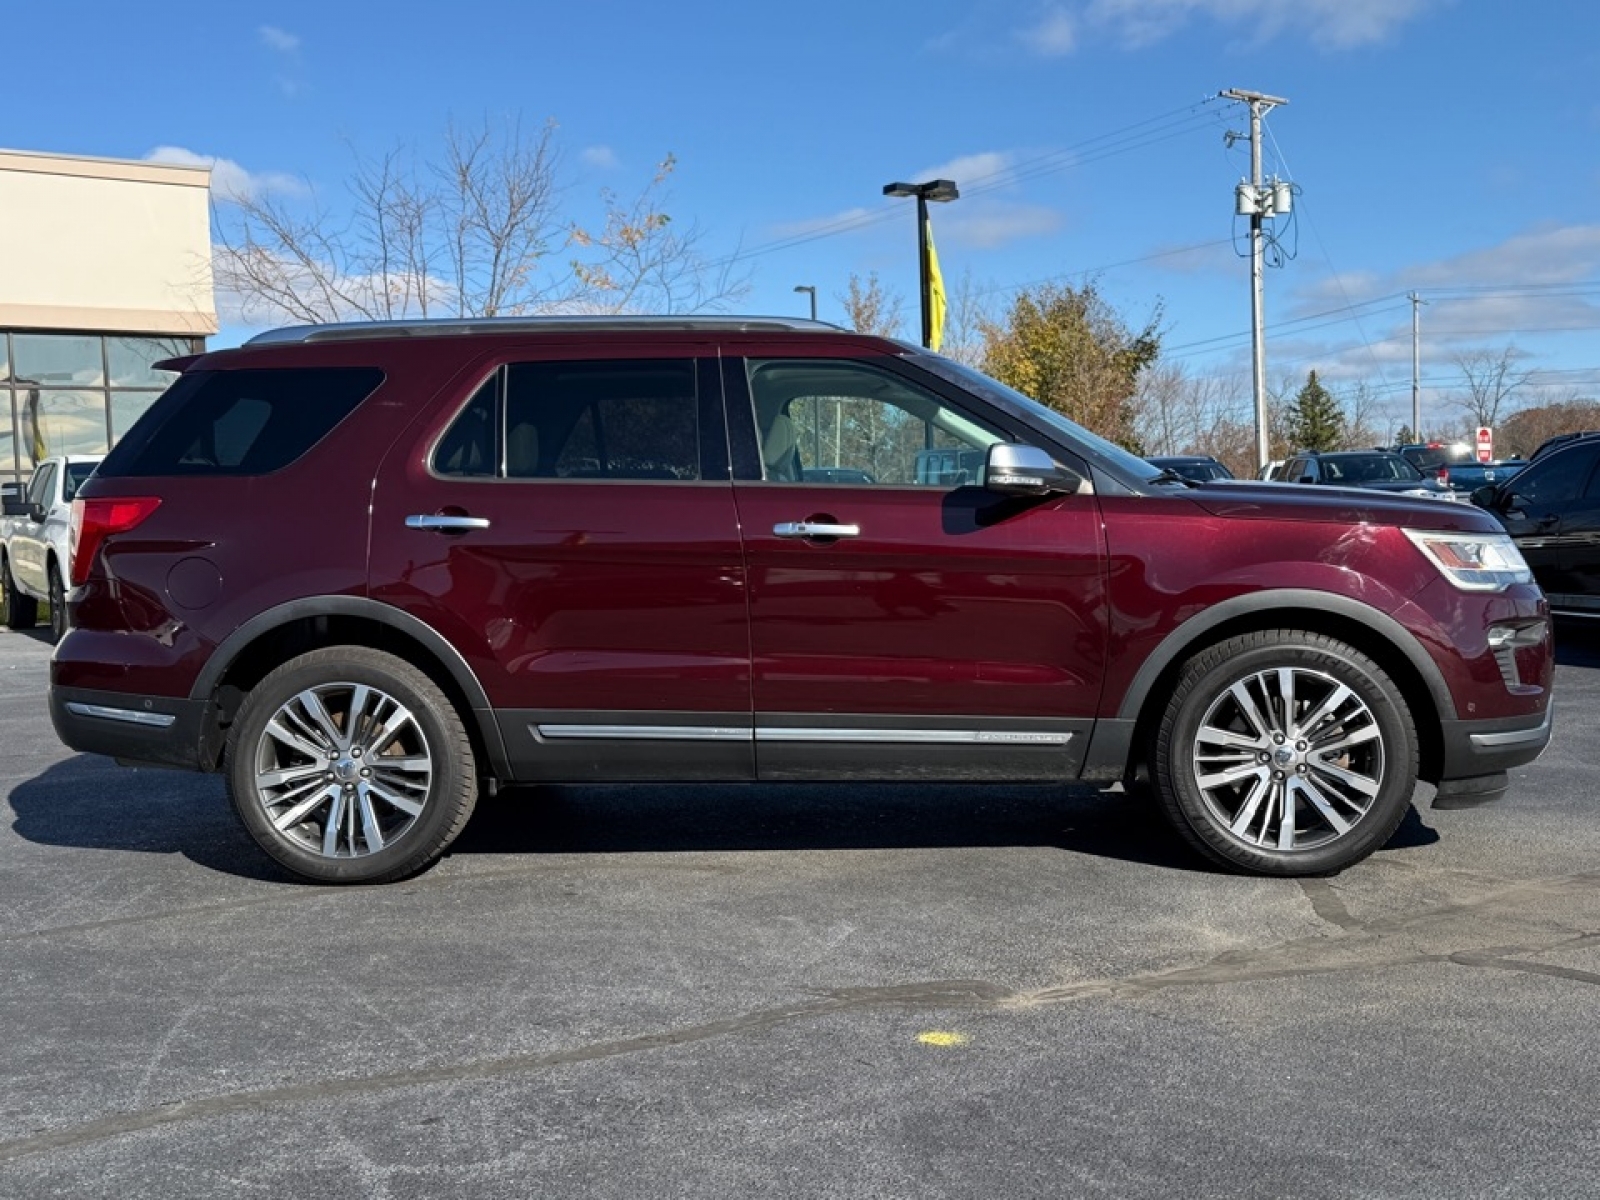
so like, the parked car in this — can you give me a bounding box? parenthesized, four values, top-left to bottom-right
(1258, 459, 1286, 481)
(1, 455, 102, 641)
(1281, 450, 1461, 501)
(1471, 437, 1600, 618)
(1438, 459, 1526, 495)
(1147, 454, 1234, 482)
(1396, 441, 1475, 476)
(51, 317, 1552, 885)
(1528, 430, 1600, 463)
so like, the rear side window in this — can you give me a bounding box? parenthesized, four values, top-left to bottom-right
(62, 460, 97, 500)
(97, 368, 384, 477)
(434, 359, 700, 481)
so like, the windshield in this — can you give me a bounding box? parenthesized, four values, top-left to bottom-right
(1326, 455, 1423, 484)
(908, 353, 1158, 484)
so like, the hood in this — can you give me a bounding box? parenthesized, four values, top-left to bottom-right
(1184, 479, 1502, 533)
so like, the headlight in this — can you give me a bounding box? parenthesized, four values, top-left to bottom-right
(1403, 529, 1533, 591)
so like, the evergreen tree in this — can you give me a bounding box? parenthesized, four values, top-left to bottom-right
(1394, 424, 1415, 446)
(1287, 371, 1345, 451)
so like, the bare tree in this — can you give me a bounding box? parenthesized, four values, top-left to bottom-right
(1135, 362, 1191, 455)
(1450, 346, 1535, 430)
(1340, 380, 1388, 449)
(937, 271, 991, 367)
(214, 118, 746, 325)
(837, 272, 906, 339)
(1498, 393, 1600, 457)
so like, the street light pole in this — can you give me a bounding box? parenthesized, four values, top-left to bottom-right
(882, 179, 959, 348)
(793, 284, 817, 322)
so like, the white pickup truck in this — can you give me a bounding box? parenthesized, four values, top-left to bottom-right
(1, 455, 101, 642)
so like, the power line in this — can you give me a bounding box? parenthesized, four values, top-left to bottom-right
(709, 98, 1229, 270)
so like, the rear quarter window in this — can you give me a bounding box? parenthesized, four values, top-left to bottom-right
(96, 367, 384, 477)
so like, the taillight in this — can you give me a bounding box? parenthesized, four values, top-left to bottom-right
(70, 496, 161, 586)
(1438, 467, 1450, 483)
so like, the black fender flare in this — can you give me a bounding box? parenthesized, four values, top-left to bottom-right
(190, 595, 509, 776)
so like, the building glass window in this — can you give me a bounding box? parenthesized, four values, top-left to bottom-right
(3, 331, 201, 488)
(107, 336, 189, 387)
(27, 390, 107, 457)
(110, 391, 162, 444)
(12, 333, 105, 388)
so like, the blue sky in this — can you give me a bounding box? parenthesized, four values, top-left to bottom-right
(13, 0, 1600, 438)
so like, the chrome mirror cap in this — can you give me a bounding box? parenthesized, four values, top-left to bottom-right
(983, 444, 1080, 496)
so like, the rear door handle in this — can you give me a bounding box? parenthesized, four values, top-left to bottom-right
(406, 514, 492, 532)
(773, 521, 860, 539)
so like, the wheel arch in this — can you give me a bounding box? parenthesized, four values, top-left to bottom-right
(190, 596, 510, 778)
(1115, 590, 1451, 786)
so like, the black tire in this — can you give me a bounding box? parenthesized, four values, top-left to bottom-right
(1, 554, 37, 631)
(47, 561, 66, 644)
(224, 646, 478, 884)
(1151, 630, 1418, 876)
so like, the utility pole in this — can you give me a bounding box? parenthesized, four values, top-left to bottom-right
(1222, 88, 1288, 474)
(1410, 292, 1426, 440)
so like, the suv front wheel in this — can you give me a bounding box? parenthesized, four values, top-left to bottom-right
(1152, 631, 1418, 875)
(224, 646, 479, 884)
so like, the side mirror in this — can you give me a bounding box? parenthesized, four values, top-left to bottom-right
(1, 497, 26, 518)
(1469, 484, 1499, 510)
(1296, 474, 1315, 485)
(28, 502, 47, 524)
(982, 444, 1083, 497)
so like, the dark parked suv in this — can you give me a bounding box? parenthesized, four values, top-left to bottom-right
(51, 317, 1553, 884)
(1472, 435, 1600, 617)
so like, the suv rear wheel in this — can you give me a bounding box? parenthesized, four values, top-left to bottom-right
(224, 647, 478, 883)
(1152, 631, 1418, 876)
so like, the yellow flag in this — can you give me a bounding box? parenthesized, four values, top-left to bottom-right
(926, 223, 947, 352)
(26, 389, 45, 465)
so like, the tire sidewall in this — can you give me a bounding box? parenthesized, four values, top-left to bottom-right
(225, 649, 473, 884)
(47, 564, 65, 643)
(2, 553, 37, 631)
(1157, 634, 1418, 876)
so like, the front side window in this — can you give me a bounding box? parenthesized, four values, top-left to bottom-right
(746, 359, 1002, 486)
(434, 359, 700, 482)
(1508, 447, 1597, 510)
(26, 462, 56, 509)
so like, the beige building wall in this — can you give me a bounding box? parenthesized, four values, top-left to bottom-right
(0, 149, 217, 336)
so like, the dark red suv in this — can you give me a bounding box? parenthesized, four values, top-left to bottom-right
(50, 318, 1554, 883)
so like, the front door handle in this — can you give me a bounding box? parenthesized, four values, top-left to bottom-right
(773, 521, 860, 540)
(406, 514, 492, 533)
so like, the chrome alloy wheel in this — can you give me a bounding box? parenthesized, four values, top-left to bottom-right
(250, 682, 434, 860)
(1190, 666, 1385, 853)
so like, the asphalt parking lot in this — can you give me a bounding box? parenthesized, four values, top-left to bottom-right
(2, 625, 1598, 1199)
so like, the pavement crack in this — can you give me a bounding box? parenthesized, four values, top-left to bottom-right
(1449, 949, 1600, 987)
(0, 979, 1007, 1164)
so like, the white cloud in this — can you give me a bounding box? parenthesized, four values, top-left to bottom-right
(1085, 0, 1440, 50)
(911, 152, 1013, 190)
(944, 203, 1064, 249)
(1020, 6, 1077, 55)
(258, 25, 300, 54)
(144, 146, 304, 204)
(581, 145, 620, 170)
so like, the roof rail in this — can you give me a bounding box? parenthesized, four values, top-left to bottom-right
(245, 315, 842, 346)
